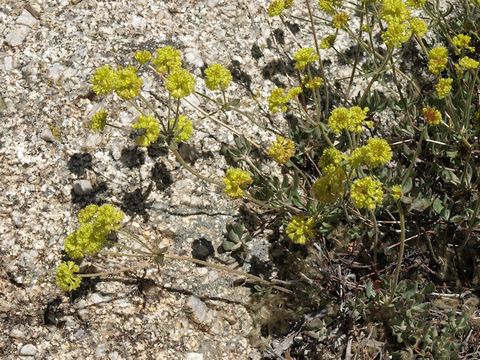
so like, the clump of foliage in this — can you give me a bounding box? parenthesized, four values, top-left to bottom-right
(55, 0, 480, 356)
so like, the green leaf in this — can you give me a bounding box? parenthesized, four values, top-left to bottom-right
(432, 198, 444, 214)
(402, 177, 413, 193)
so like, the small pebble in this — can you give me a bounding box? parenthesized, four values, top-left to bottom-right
(19, 344, 37, 356)
(5, 26, 32, 47)
(72, 179, 93, 195)
(40, 127, 56, 143)
(10, 210, 24, 228)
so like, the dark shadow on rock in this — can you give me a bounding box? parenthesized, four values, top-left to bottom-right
(262, 59, 295, 80)
(43, 297, 66, 327)
(70, 182, 109, 207)
(229, 59, 252, 92)
(68, 153, 92, 176)
(192, 238, 215, 262)
(251, 43, 263, 60)
(249, 255, 273, 279)
(147, 141, 169, 159)
(120, 186, 153, 222)
(273, 28, 285, 45)
(151, 161, 173, 191)
(120, 147, 145, 168)
(284, 21, 300, 34)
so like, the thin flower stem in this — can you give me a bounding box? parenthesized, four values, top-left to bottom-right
(169, 146, 223, 186)
(390, 202, 405, 301)
(119, 229, 155, 253)
(79, 262, 151, 278)
(138, 94, 168, 134)
(459, 191, 480, 252)
(369, 209, 379, 266)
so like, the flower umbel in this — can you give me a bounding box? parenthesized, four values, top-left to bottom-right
(458, 56, 480, 70)
(223, 168, 253, 199)
(132, 115, 161, 147)
(56, 261, 82, 292)
(286, 216, 316, 245)
(165, 68, 196, 98)
(293, 47, 319, 70)
(91, 65, 116, 95)
(350, 177, 384, 210)
(422, 106, 442, 125)
(204, 63, 232, 91)
(90, 109, 108, 133)
(152, 46, 182, 73)
(114, 66, 143, 100)
(435, 78, 453, 99)
(327, 106, 369, 134)
(168, 115, 193, 142)
(134, 50, 152, 64)
(428, 47, 448, 75)
(267, 136, 296, 164)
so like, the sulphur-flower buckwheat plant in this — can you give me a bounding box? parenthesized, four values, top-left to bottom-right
(58, 1, 480, 356)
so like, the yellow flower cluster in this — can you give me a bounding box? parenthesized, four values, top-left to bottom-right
(320, 35, 336, 49)
(435, 78, 453, 99)
(223, 168, 253, 199)
(303, 76, 323, 89)
(134, 50, 152, 64)
(428, 47, 448, 75)
(350, 138, 393, 168)
(114, 66, 143, 100)
(409, 18, 427, 37)
(204, 63, 232, 91)
(168, 115, 193, 142)
(55, 261, 82, 292)
(327, 106, 369, 135)
(318, 0, 343, 15)
(165, 68, 196, 98)
(286, 216, 315, 245)
(152, 46, 182, 74)
(422, 106, 442, 125)
(132, 115, 161, 147)
(350, 177, 384, 210)
(268, 0, 293, 17)
(332, 12, 349, 29)
(405, 0, 426, 8)
(91, 65, 143, 99)
(64, 204, 124, 259)
(293, 48, 319, 70)
(268, 87, 302, 113)
(90, 109, 108, 133)
(267, 136, 296, 164)
(312, 166, 345, 203)
(391, 184, 402, 201)
(319, 147, 344, 170)
(91, 65, 116, 95)
(458, 56, 480, 70)
(452, 34, 474, 53)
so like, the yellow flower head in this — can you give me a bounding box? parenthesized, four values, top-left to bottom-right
(286, 216, 316, 245)
(165, 68, 196, 98)
(422, 106, 442, 125)
(293, 47, 319, 70)
(409, 18, 427, 38)
(114, 66, 143, 100)
(204, 63, 233, 91)
(303, 76, 323, 89)
(223, 168, 253, 199)
(428, 47, 448, 75)
(268, 136, 296, 164)
(452, 34, 474, 53)
(168, 115, 193, 142)
(381, 0, 410, 23)
(91, 65, 116, 95)
(132, 115, 161, 147)
(458, 56, 480, 70)
(318, 0, 343, 15)
(134, 50, 152, 64)
(391, 184, 402, 201)
(268, 87, 301, 113)
(435, 77, 453, 99)
(78, 204, 100, 224)
(327, 106, 369, 135)
(350, 176, 384, 210)
(406, 0, 426, 8)
(152, 46, 182, 74)
(332, 11, 350, 29)
(319, 147, 344, 170)
(90, 109, 108, 133)
(268, 0, 285, 16)
(55, 261, 82, 292)
(312, 167, 345, 203)
(320, 35, 336, 49)
(381, 19, 411, 48)
(362, 138, 393, 167)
